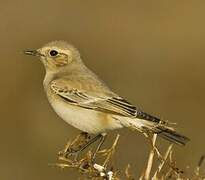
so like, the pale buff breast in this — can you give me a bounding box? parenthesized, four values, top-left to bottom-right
(46, 89, 123, 134)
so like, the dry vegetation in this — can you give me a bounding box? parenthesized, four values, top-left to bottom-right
(51, 133, 205, 180)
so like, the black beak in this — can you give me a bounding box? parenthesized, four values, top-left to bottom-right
(24, 50, 43, 57)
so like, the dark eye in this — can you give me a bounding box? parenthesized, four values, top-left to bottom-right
(49, 50, 58, 56)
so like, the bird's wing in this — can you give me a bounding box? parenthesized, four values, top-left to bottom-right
(50, 79, 161, 122)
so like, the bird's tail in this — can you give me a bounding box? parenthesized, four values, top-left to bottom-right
(153, 126, 189, 146)
(120, 117, 190, 146)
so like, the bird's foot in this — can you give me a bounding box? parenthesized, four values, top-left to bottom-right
(58, 132, 91, 161)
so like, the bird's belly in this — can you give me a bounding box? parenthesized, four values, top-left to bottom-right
(49, 99, 123, 134)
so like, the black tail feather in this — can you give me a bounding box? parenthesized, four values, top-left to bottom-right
(156, 126, 190, 146)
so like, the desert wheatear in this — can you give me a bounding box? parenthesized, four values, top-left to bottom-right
(24, 41, 189, 149)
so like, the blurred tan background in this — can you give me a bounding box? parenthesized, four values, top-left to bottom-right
(1, 0, 205, 179)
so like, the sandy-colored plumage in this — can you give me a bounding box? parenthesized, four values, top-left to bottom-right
(25, 40, 189, 145)
(45, 74, 124, 134)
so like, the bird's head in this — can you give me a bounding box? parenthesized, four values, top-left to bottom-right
(24, 41, 81, 73)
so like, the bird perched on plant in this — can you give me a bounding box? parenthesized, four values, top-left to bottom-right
(24, 41, 189, 152)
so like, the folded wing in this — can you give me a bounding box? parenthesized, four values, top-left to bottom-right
(50, 79, 161, 123)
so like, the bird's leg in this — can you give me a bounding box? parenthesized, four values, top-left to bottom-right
(74, 134, 102, 153)
(62, 133, 102, 160)
(59, 132, 89, 158)
(92, 133, 107, 161)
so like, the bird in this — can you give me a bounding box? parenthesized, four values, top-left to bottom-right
(24, 40, 189, 150)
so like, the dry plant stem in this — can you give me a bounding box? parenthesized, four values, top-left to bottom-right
(144, 133, 157, 180)
(195, 155, 205, 176)
(144, 136, 181, 177)
(125, 164, 134, 180)
(53, 131, 197, 179)
(155, 146, 182, 176)
(53, 133, 121, 180)
(92, 133, 107, 161)
(142, 129, 183, 176)
(139, 173, 144, 180)
(164, 168, 173, 179)
(153, 144, 173, 178)
(102, 134, 120, 168)
(164, 151, 178, 179)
